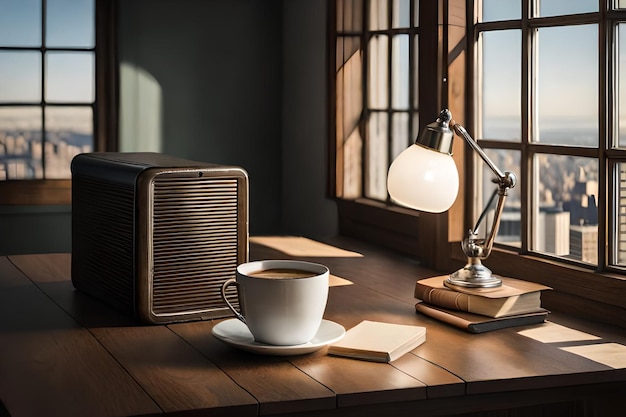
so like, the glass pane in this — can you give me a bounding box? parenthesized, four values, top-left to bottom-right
(536, 25, 598, 146)
(537, 0, 598, 17)
(619, 0, 626, 9)
(44, 106, 93, 179)
(46, 0, 95, 48)
(534, 154, 598, 265)
(392, 35, 409, 109)
(0, 51, 41, 103)
(412, 35, 419, 109)
(392, 0, 410, 28)
(369, 0, 388, 30)
(368, 35, 389, 109)
(337, 0, 363, 32)
(392, 112, 409, 160)
(46, 52, 95, 102)
(342, 128, 363, 199)
(0, 0, 41, 47)
(366, 111, 388, 200)
(476, 149, 521, 247)
(618, 24, 626, 147)
(480, 30, 521, 141)
(613, 162, 626, 266)
(0, 107, 43, 180)
(480, 0, 520, 22)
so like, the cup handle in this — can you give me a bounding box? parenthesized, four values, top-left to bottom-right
(221, 278, 246, 324)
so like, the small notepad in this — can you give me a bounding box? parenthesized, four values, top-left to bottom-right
(327, 320, 426, 362)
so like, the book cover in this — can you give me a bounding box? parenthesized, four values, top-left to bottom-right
(414, 276, 551, 318)
(327, 320, 426, 362)
(415, 301, 549, 334)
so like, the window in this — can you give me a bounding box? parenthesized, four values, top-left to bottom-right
(331, 1, 625, 320)
(0, 0, 116, 204)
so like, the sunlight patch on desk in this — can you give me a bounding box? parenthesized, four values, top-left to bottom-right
(250, 236, 363, 257)
(560, 343, 626, 369)
(330, 274, 353, 287)
(517, 321, 600, 343)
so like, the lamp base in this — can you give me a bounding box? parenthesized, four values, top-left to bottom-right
(445, 261, 502, 288)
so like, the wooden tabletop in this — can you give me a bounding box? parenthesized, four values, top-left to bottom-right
(1, 236, 625, 417)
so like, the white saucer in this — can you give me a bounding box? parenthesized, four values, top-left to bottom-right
(212, 319, 346, 356)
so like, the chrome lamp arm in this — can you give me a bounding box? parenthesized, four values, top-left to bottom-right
(447, 122, 517, 288)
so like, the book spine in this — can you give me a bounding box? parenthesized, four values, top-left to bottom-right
(414, 284, 470, 312)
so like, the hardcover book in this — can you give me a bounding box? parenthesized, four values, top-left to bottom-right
(327, 320, 426, 362)
(414, 276, 551, 318)
(415, 301, 549, 333)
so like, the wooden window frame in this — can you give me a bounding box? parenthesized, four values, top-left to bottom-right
(0, 0, 118, 205)
(329, 0, 626, 328)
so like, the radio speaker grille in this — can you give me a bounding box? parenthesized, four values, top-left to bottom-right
(71, 152, 248, 324)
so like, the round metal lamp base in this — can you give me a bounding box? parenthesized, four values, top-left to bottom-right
(445, 263, 502, 288)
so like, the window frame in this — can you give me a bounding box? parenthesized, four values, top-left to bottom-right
(329, 0, 626, 327)
(0, 0, 118, 205)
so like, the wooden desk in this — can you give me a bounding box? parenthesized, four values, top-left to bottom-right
(1, 237, 625, 417)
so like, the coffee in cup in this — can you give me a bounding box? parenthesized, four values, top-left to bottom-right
(220, 260, 329, 345)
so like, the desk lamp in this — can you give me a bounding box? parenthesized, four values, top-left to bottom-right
(387, 109, 517, 288)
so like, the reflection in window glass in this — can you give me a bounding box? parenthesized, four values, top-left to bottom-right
(368, 35, 389, 109)
(480, 0, 520, 22)
(0, 52, 41, 103)
(369, 0, 388, 31)
(46, 52, 95, 102)
(0, 107, 42, 180)
(534, 154, 598, 265)
(480, 30, 521, 141)
(366, 111, 389, 200)
(537, 0, 597, 17)
(46, 0, 95, 48)
(477, 149, 521, 247)
(392, 35, 409, 109)
(613, 162, 626, 266)
(0, 0, 41, 47)
(44, 106, 93, 179)
(536, 25, 598, 147)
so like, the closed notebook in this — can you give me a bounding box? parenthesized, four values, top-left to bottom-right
(327, 320, 426, 362)
(414, 276, 551, 318)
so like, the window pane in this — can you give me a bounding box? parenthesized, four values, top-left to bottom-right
(412, 35, 419, 109)
(392, 35, 409, 109)
(337, 0, 363, 32)
(392, 0, 410, 28)
(480, 0, 520, 22)
(480, 30, 521, 141)
(0, 0, 41, 47)
(44, 106, 93, 179)
(369, 0, 388, 30)
(478, 149, 521, 247)
(46, 0, 95, 48)
(534, 154, 598, 265)
(366, 111, 388, 200)
(46, 52, 95, 102)
(536, 25, 598, 146)
(392, 112, 409, 160)
(0, 51, 41, 103)
(0, 107, 43, 180)
(537, 0, 598, 17)
(619, 0, 626, 9)
(613, 162, 626, 266)
(368, 35, 389, 108)
(618, 23, 626, 147)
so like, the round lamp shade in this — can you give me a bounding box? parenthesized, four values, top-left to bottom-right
(387, 144, 459, 213)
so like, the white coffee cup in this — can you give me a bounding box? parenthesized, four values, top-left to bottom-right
(220, 259, 329, 346)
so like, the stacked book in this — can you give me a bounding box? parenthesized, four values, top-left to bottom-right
(414, 276, 551, 333)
